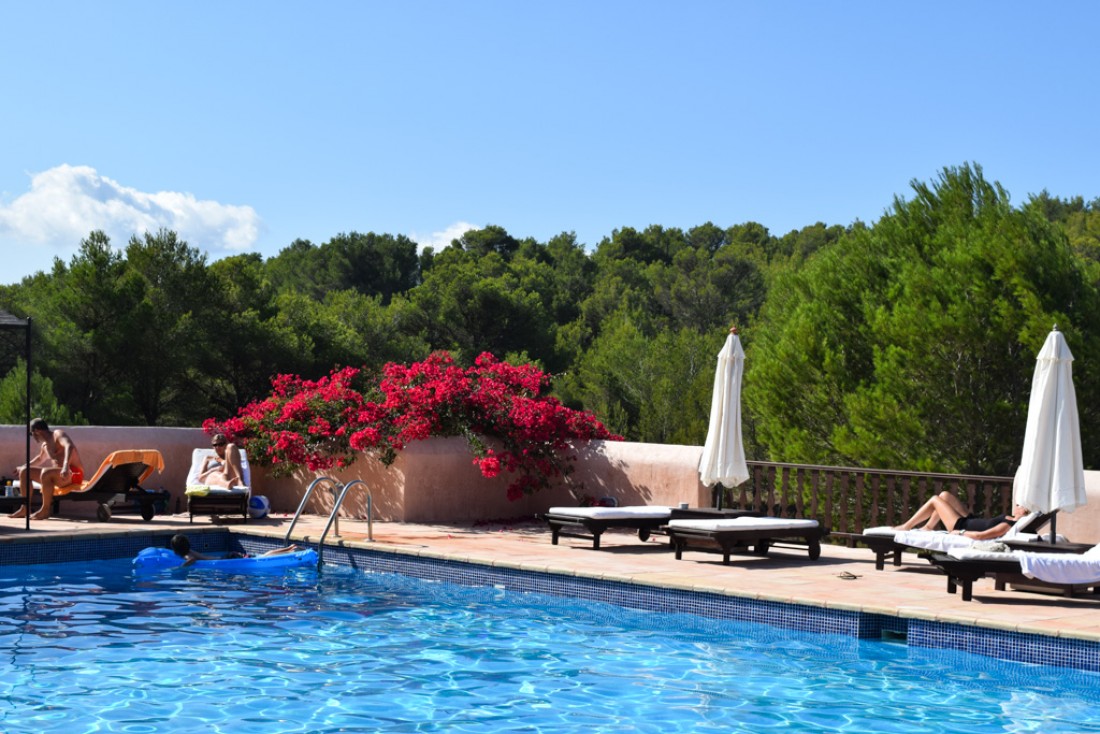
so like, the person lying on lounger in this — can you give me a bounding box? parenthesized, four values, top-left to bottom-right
(893, 490, 1030, 540)
(169, 533, 300, 567)
(196, 433, 245, 489)
(8, 418, 85, 521)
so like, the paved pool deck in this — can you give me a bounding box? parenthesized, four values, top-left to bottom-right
(2, 511, 1099, 644)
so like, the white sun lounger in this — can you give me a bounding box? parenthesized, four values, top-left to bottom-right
(857, 511, 1055, 570)
(666, 516, 827, 563)
(544, 506, 673, 549)
(184, 448, 252, 523)
(928, 543, 1100, 601)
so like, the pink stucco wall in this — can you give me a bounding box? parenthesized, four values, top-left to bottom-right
(3, 423, 1097, 542)
(255, 437, 712, 522)
(0, 426, 710, 523)
(0, 424, 206, 519)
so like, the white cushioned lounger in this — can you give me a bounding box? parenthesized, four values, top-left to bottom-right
(184, 448, 252, 523)
(947, 544, 1100, 585)
(929, 541, 1099, 601)
(665, 516, 826, 563)
(546, 505, 672, 520)
(857, 511, 1056, 570)
(543, 505, 672, 549)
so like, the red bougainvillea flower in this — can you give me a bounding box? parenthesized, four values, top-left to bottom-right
(204, 352, 621, 498)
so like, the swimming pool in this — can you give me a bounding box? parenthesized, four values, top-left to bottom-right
(2, 558, 1099, 733)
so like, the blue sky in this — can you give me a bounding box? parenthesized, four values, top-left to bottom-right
(2, 2, 1097, 283)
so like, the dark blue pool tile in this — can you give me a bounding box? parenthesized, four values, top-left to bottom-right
(910, 620, 1100, 673)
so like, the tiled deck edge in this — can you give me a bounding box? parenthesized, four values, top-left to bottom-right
(3, 528, 1100, 672)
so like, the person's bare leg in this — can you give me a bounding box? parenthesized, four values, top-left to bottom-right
(223, 444, 245, 487)
(260, 545, 300, 556)
(8, 466, 37, 518)
(919, 493, 966, 531)
(32, 473, 57, 521)
(895, 495, 940, 530)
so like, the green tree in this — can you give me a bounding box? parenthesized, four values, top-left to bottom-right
(563, 314, 717, 443)
(0, 359, 85, 425)
(198, 253, 308, 416)
(266, 232, 420, 302)
(408, 250, 555, 366)
(15, 231, 141, 423)
(747, 163, 1100, 474)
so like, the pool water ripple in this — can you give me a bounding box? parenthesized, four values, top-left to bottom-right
(1, 559, 1100, 733)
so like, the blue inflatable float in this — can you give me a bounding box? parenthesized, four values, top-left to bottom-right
(133, 546, 318, 572)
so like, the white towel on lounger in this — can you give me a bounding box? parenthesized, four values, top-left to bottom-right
(1018, 547, 1100, 585)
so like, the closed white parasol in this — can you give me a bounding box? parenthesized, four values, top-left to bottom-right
(1012, 327, 1087, 543)
(699, 327, 750, 503)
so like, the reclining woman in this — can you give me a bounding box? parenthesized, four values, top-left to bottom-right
(197, 433, 245, 489)
(894, 490, 1030, 541)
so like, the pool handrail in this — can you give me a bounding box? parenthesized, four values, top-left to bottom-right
(284, 476, 341, 545)
(317, 479, 373, 568)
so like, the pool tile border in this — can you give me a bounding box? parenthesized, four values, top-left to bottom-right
(3, 529, 1100, 672)
(309, 537, 1100, 673)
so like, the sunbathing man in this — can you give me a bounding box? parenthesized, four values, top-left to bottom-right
(197, 433, 245, 488)
(169, 533, 299, 567)
(8, 418, 85, 521)
(893, 490, 1030, 541)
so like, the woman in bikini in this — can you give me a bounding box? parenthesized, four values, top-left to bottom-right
(197, 434, 245, 489)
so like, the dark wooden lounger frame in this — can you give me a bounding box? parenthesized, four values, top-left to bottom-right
(188, 491, 250, 523)
(543, 512, 669, 549)
(928, 552, 1100, 602)
(0, 462, 167, 522)
(668, 522, 829, 564)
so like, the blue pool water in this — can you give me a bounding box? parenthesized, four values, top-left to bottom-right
(1, 559, 1099, 733)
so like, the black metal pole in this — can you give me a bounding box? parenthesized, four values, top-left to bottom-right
(24, 317, 31, 531)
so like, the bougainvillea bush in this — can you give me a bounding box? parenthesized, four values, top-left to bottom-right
(204, 352, 621, 500)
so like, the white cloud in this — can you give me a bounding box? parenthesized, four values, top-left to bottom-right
(0, 164, 262, 255)
(408, 221, 478, 253)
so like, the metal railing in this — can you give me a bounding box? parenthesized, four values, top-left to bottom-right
(284, 476, 374, 567)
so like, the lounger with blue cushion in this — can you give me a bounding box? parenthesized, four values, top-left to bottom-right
(544, 506, 673, 549)
(185, 448, 252, 523)
(666, 516, 828, 563)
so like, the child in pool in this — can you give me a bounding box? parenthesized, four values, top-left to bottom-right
(170, 533, 300, 567)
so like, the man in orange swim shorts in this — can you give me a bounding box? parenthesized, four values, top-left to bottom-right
(8, 418, 84, 521)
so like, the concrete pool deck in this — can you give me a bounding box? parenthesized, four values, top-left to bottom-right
(2, 511, 1099, 644)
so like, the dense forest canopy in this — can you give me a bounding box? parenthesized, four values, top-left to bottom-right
(1, 163, 1098, 476)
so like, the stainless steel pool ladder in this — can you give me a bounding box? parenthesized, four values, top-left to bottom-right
(284, 477, 373, 568)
